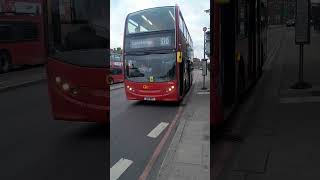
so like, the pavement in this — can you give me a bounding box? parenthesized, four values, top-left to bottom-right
(0, 66, 46, 92)
(111, 82, 124, 91)
(156, 70, 210, 180)
(215, 26, 320, 179)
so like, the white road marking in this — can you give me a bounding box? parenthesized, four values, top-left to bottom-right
(197, 91, 210, 95)
(280, 96, 320, 104)
(147, 122, 169, 138)
(110, 158, 133, 180)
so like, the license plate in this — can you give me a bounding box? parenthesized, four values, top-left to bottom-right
(144, 97, 156, 101)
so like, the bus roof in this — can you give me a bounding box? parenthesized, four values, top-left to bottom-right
(126, 5, 175, 17)
(125, 5, 193, 46)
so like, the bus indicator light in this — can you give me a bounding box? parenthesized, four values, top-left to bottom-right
(149, 76, 154, 82)
(177, 52, 182, 63)
(235, 52, 241, 61)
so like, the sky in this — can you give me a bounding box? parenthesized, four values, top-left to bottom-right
(110, 0, 210, 59)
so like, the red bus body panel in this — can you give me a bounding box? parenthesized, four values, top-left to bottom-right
(0, 0, 46, 66)
(211, 5, 223, 126)
(47, 58, 109, 123)
(110, 61, 124, 83)
(125, 80, 179, 102)
(111, 73, 124, 83)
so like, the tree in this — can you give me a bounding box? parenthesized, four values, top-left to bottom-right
(113, 47, 122, 54)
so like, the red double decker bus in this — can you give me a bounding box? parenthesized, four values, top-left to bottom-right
(46, 0, 109, 123)
(211, 0, 268, 127)
(0, 0, 46, 73)
(123, 5, 193, 102)
(109, 51, 124, 84)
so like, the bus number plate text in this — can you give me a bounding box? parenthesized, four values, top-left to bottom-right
(144, 97, 156, 101)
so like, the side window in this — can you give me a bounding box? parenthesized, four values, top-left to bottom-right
(0, 25, 13, 41)
(18, 22, 38, 40)
(127, 21, 136, 34)
(179, 14, 183, 35)
(238, 0, 248, 38)
(183, 21, 187, 40)
(111, 68, 122, 75)
(110, 69, 115, 75)
(117, 68, 122, 75)
(0, 22, 38, 41)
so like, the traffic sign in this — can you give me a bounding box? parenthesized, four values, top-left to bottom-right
(295, 0, 310, 44)
(203, 27, 207, 32)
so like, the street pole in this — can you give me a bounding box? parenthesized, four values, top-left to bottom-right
(202, 27, 207, 90)
(291, 44, 312, 89)
(299, 44, 303, 82)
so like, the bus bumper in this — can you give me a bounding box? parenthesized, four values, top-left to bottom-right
(124, 81, 179, 102)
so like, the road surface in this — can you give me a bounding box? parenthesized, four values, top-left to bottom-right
(0, 81, 107, 180)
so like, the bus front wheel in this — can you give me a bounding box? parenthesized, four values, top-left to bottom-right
(0, 51, 11, 73)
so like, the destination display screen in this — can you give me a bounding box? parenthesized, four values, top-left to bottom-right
(125, 32, 175, 51)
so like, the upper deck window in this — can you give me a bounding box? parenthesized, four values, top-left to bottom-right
(126, 6, 175, 35)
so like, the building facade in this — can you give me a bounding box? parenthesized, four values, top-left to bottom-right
(268, 0, 296, 25)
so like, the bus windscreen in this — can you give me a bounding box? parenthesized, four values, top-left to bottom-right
(125, 53, 176, 82)
(126, 6, 175, 35)
(49, 0, 108, 68)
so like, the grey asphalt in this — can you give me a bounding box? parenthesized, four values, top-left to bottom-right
(110, 79, 183, 179)
(0, 82, 107, 180)
(215, 27, 320, 179)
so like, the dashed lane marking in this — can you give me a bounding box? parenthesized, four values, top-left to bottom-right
(197, 91, 210, 95)
(147, 122, 169, 138)
(110, 158, 133, 180)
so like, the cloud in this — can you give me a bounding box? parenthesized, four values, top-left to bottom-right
(110, 0, 210, 58)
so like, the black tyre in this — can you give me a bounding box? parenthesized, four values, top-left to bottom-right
(109, 77, 114, 85)
(0, 51, 10, 73)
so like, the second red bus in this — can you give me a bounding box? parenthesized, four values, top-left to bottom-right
(0, 0, 46, 73)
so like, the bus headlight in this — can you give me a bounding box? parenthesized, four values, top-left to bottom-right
(127, 85, 134, 92)
(62, 83, 70, 91)
(55, 77, 61, 84)
(166, 85, 175, 93)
